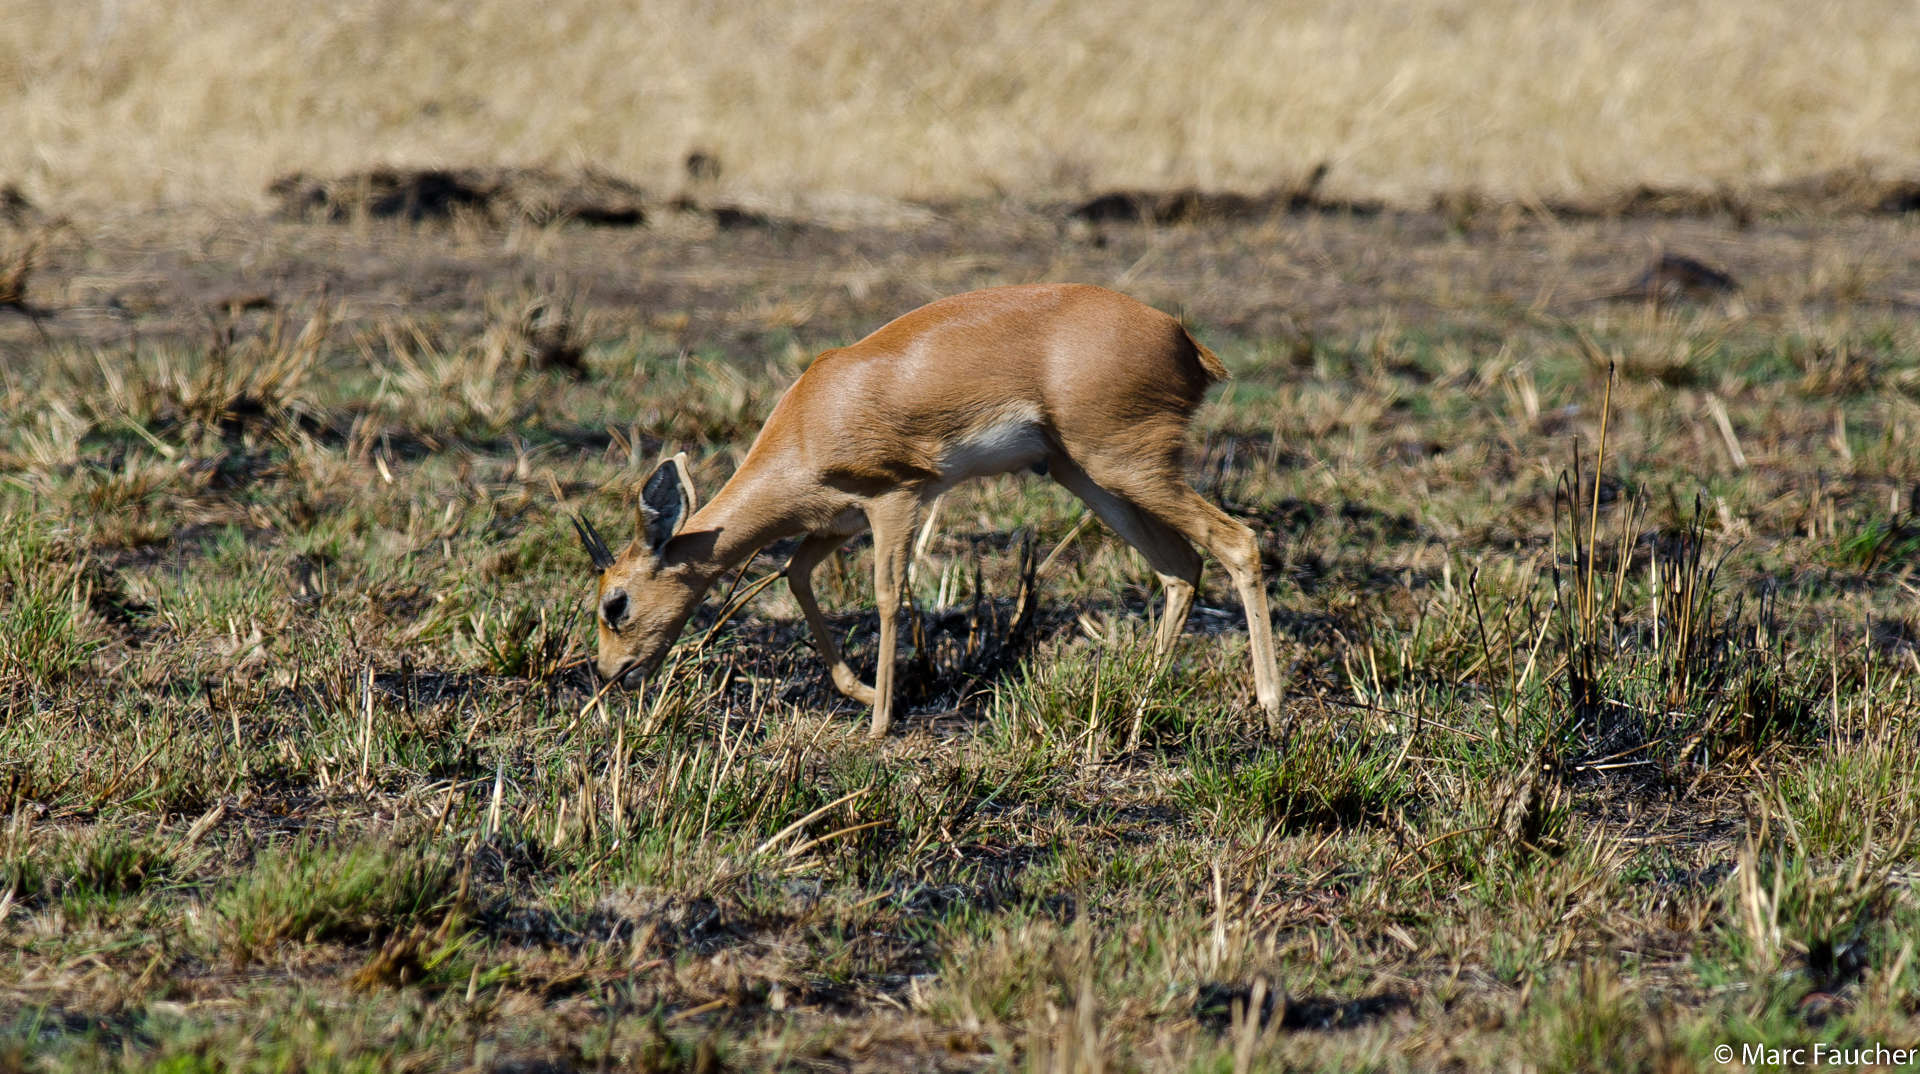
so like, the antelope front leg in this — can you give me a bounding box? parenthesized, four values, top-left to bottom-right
(785, 533, 877, 705)
(864, 494, 923, 737)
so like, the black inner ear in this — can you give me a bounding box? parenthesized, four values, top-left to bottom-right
(641, 462, 688, 551)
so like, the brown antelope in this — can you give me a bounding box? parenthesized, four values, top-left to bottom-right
(571, 283, 1282, 736)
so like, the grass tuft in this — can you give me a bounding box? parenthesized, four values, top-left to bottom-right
(213, 840, 459, 964)
(988, 636, 1219, 763)
(1179, 720, 1409, 835)
(0, 526, 104, 685)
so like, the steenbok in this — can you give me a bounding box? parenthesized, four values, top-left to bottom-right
(571, 283, 1281, 735)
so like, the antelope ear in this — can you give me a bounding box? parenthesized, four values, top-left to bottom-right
(638, 453, 696, 554)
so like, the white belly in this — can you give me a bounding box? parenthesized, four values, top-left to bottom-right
(937, 408, 1048, 484)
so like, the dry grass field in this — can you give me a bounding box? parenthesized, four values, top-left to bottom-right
(6, 0, 1920, 209)
(5, 4, 1920, 1072)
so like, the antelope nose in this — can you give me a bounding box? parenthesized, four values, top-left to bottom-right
(595, 657, 641, 687)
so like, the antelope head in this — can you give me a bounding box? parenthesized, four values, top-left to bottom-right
(573, 453, 703, 688)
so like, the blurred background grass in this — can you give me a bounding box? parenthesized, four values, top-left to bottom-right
(6, 0, 1919, 210)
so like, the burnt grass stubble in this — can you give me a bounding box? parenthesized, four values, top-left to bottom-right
(1, 190, 1918, 1070)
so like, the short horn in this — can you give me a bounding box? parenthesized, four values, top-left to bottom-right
(570, 512, 616, 570)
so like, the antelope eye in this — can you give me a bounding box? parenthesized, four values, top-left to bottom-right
(601, 589, 629, 626)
